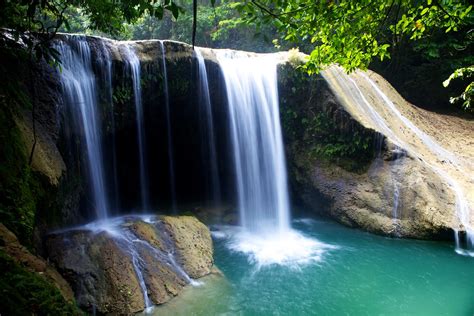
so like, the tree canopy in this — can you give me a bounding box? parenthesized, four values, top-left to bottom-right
(0, 0, 184, 62)
(0, 0, 472, 109)
(233, 0, 473, 109)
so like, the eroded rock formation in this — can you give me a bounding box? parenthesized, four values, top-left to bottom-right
(46, 215, 213, 314)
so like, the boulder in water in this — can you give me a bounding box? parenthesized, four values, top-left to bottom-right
(45, 215, 213, 314)
(161, 216, 213, 278)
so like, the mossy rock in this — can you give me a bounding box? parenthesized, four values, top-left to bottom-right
(0, 250, 81, 316)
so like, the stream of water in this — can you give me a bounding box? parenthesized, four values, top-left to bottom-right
(214, 51, 330, 266)
(195, 48, 221, 206)
(57, 37, 109, 219)
(122, 43, 150, 210)
(159, 41, 177, 211)
(217, 51, 290, 233)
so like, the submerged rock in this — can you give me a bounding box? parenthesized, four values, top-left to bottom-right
(141, 267, 230, 316)
(45, 215, 214, 314)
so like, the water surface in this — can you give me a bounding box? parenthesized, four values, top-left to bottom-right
(154, 217, 474, 315)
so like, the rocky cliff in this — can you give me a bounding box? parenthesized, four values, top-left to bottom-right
(279, 61, 473, 240)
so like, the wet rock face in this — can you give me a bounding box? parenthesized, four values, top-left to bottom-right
(279, 63, 456, 240)
(45, 215, 213, 314)
(161, 216, 213, 278)
(0, 224, 74, 302)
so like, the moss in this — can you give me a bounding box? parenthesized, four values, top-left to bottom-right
(0, 96, 63, 248)
(0, 101, 38, 246)
(301, 111, 376, 172)
(279, 63, 376, 173)
(0, 250, 81, 316)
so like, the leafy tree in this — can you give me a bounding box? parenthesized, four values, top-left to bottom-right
(127, 0, 278, 52)
(443, 66, 474, 110)
(233, 0, 473, 109)
(0, 0, 184, 64)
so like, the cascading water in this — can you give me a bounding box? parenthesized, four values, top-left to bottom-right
(72, 215, 200, 311)
(159, 41, 177, 210)
(215, 51, 332, 266)
(97, 41, 120, 212)
(361, 73, 473, 254)
(56, 38, 201, 312)
(194, 48, 221, 206)
(389, 147, 405, 235)
(217, 51, 290, 233)
(369, 133, 404, 235)
(323, 66, 473, 256)
(57, 37, 109, 219)
(122, 44, 150, 210)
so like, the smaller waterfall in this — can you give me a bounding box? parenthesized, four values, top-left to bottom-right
(98, 41, 120, 212)
(323, 66, 473, 255)
(159, 41, 177, 210)
(57, 37, 109, 219)
(122, 44, 150, 210)
(79, 215, 200, 310)
(195, 48, 221, 206)
(119, 230, 153, 309)
(361, 73, 473, 254)
(390, 147, 405, 234)
(369, 134, 404, 234)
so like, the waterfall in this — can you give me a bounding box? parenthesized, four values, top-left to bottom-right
(323, 66, 473, 255)
(217, 51, 290, 234)
(159, 41, 177, 210)
(122, 44, 150, 210)
(57, 37, 109, 219)
(194, 48, 221, 206)
(361, 73, 473, 254)
(97, 41, 120, 212)
(390, 147, 405, 235)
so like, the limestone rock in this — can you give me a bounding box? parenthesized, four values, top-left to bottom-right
(14, 113, 66, 186)
(0, 223, 74, 302)
(279, 63, 469, 239)
(46, 215, 213, 314)
(161, 216, 214, 278)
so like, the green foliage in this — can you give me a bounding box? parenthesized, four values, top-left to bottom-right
(234, 0, 472, 72)
(126, 1, 278, 52)
(279, 64, 375, 172)
(234, 0, 473, 110)
(303, 112, 373, 163)
(283, 104, 375, 171)
(0, 250, 81, 316)
(443, 66, 474, 110)
(0, 0, 185, 65)
(112, 84, 133, 105)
